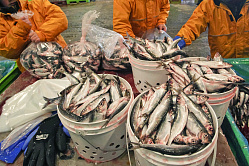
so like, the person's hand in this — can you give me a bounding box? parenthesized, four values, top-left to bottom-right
(23, 114, 67, 166)
(157, 24, 167, 32)
(29, 30, 41, 43)
(20, 16, 32, 27)
(173, 36, 186, 49)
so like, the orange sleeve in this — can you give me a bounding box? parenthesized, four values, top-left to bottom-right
(113, 0, 135, 38)
(33, 0, 68, 42)
(157, 0, 170, 25)
(0, 18, 31, 59)
(176, 1, 211, 46)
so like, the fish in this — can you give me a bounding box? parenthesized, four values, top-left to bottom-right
(131, 142, 201, 155)
(167, 94, 188, 145)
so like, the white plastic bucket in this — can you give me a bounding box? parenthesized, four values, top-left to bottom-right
(127, 90, 218, 166)
(204, 86, 237, 127)
(58, 74, 134, 163)
(128, 54, 169, 93)
(197, 68, 238, 127)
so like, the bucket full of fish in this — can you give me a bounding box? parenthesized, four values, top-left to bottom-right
(127, 81, 218, 166)
(124, 35, 188, 93)
(57, 70, 134, 163)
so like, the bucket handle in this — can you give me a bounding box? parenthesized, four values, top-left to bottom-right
(210, 142, 217, 166)
(76, 130, 127, 153)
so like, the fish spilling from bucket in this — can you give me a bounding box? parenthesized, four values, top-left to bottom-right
(20, 42, 64, 79)
(43, 69, 131, 127)
(130, 80, 215, 155)
(157, 52, 244, 94)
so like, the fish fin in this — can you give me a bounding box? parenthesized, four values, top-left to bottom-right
(42, 96, 51, 109)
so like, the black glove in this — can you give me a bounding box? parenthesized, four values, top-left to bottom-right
(23, 114, 67, 166)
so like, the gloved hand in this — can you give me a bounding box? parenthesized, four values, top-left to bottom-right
(23, 114, 67, 166)
(173, 36, 186, 49)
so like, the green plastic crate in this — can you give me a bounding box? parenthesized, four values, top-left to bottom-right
(221, 111, 249, 166)
(0, 61, 21, 95)
(221, 58, 249, 166)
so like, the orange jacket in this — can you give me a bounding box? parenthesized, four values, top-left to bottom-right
(113, 0, 170, 38)
(0, 0, 68, 72)
(176, 0, 249, 59)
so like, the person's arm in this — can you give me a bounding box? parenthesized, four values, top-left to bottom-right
(0, 17, 31, 59)
(32, 0, 68, 42)
(157, 0, 170, 27)
(176, 1, 211, 46)
(113, 0, 135, 38)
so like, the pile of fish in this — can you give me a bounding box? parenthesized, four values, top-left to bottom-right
(229, 85, 249, 132)
(102, 41, 131, 71)
(62, 41, 102, 73)
(130, 79, 215, 155)
(47, 69, 131, 127)
(158, 53, 244, 94)
(20, 42, 64, 79)
(124, 35, 188, 61)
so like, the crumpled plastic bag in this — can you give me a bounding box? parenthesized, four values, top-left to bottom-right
(0, 79, 70, 133)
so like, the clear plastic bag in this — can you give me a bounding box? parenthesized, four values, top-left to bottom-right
(11, 10, 34, 19)
(62, 10, 102, 73)
(20, 42, 64, 79)
(141, 28, 172, 40)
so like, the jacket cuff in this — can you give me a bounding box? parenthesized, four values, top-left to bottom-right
(34, 30, 46, 42)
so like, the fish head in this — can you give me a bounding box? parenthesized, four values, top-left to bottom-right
(196, 95, 209, 104)
(205, 124, 214, 136)
(173, 135, 183, 144)
(200, 131, 212, 144)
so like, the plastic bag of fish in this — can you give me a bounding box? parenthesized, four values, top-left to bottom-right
(130, 80, 215, 156)
(124, 34, 188, 61)
(86, 23, 131, 71)
(101, 37, 131, 71)
(20, 42, 64, 79)
(62, 41, 102, 73)
(45, 69, 131, 127)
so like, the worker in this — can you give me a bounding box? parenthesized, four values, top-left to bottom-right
(0, 0, 68, 72)
(173, 0, 248, 59)
(113, 0, 170, 38)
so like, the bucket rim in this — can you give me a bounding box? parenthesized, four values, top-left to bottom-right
(130, 60, 167, 71)
(128, 53, 163, 68)
(127, 89, 218, 159)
